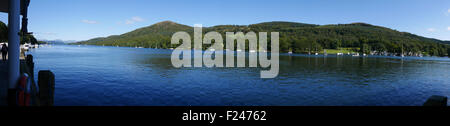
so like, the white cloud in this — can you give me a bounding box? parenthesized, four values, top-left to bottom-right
(427, 28, 436, 32)
(131, 17, 144, 22)
(81, 19, 98, 24)
(448, 27, 450, 31)
(448, 9, 450, 13)
(124, 16, 145, 25)
(125, 20, 135, 25)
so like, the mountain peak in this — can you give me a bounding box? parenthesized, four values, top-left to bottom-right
(154, 20, 177, 26)
(348, 22, 374, 26)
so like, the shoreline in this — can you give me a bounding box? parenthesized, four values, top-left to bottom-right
(59, 44, 450, 60)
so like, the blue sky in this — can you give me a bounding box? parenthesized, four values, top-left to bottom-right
(1, 0, 450, 41)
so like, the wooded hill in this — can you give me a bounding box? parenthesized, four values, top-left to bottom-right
(75, 21, 450, 57)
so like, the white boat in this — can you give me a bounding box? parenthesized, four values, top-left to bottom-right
(209, 48, 216, 51)
(22, 43, 31, 51)
(250, 50, 257, 53)
(236, 49, 242, 52)
(315, 53, 319, 55)
(352, 53, 360, 57)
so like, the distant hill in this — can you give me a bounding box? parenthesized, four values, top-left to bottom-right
(440, 41, 450, 45)
(75, 21, 450, 56)
(75, 21, 191, 48)
(40, 39, 78, 44)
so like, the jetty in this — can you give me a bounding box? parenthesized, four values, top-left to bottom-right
(1, 0, 55, 106)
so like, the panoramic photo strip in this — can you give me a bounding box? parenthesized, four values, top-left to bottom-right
(0, 0, 449, 125)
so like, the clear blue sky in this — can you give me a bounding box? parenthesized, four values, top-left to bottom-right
(1, 0, 449, 41)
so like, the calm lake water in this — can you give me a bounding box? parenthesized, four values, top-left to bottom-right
(28, 45, 450, 106)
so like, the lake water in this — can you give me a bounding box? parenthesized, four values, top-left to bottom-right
(28, 45, 450, 106)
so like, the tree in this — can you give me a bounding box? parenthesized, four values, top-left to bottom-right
(0, 21, 7, 42)
(447, 47, 450, 56)
(359, 38, 369, 54)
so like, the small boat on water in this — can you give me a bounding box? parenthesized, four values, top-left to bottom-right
(250, 50, 257, 53)
(236, 49, 242, 52)
(22, 43, 31, 51)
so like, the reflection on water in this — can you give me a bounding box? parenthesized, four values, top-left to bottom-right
(28, 45, 450, 106)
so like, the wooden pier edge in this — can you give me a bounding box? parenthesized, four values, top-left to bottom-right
(6, 54, 55, 106)
(38, 70, 55, 106)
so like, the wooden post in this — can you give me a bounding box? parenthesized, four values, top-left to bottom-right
(26, 54, 34, 77)
(423, 95, 448, 106)
(38, 70, 55, 106)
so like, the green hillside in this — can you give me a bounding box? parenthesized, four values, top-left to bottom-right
(76, 21, 192, 49)
(0, 21, 40, 44)
(75, 21, 450, 57)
